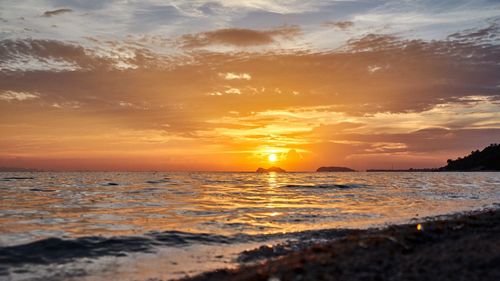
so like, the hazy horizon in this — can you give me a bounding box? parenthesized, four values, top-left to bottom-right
(1, 1, 499, 171)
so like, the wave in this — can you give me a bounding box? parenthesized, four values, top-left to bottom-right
(0, 231, 246, 267)
(0, 228, 356, 268)
(146, 178, 170, 184)
(103, 182, 119, 186)
(281, 183, 367, 189)
(2, 176, 35, 180)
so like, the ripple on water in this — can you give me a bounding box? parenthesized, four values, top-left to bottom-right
(281, 183, 368, 189)
(0, 171, 498, 247)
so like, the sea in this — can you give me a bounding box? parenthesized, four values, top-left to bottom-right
(0, 171, 499, 281)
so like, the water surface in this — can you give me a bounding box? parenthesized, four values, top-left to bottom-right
(0, 172, 499, 280)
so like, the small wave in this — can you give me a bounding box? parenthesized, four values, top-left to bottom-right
(0, 226, 359, 269)
(30, 188, 55, 192)
(146, 178, 170, 184)
(282, 183, 366, 189)
(0, 231, 239, 267)
(2, 177, 35, 180)
(0, 236, 152, 267)
(127, 187, 160, 193)
(203, 179, 242, 184)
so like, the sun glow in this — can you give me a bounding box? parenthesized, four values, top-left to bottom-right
(268, 153, 278, 162)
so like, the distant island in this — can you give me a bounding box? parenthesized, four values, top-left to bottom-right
(441, 143, 499, 171)
(256, 167, 286, 173)
(316, 166, 356, 172)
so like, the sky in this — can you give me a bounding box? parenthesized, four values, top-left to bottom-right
(0, 0, 499, 171)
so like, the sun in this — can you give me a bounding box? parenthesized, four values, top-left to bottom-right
(268, 153, 278, 162)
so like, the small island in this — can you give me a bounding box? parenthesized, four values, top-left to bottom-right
(256, 166, 286, 173)
(316, 166, 356, 172)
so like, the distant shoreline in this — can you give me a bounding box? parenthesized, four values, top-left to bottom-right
(366, 170, 500, 172)
(366, 168, 439, 172)
(4, 143, 497, 173)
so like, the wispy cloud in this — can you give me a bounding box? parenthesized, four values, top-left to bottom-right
(323, 20, 354, 30)
(0, 91, 40, 101)
(179, 26, 300, 48)
(219, 72, 252, 80)
(225, 88, 241, 95)
(42, 8, 73, 17)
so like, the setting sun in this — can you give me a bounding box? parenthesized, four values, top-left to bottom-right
(268, 154, 278, 162)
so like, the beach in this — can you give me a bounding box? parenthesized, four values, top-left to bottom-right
(185, 208, 500, 281)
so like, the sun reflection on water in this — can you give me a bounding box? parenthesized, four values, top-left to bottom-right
(266, 172, 278, 188)
(0, 171, 498, 245)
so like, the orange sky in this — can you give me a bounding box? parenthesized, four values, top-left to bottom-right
(0, 1, 499, 171)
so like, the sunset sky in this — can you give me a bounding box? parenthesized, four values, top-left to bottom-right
(0, 0, 499, 171)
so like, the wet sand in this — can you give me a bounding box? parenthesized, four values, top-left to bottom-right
(184, 208, 500, 281)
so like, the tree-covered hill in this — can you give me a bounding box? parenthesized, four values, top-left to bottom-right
(442, 144, 500, 171)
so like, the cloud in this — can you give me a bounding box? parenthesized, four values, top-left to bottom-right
(128, 4, 182, 33)
(43, 8, 73, 17)
(0, 40, 99, 72)
(346, 34, 401, 51)
(0, 22, 499, 170)
(208, 91, 223, 96)
(51, 101, 80, 109)
(225, 88, 241, 95)
(341, 128, 500, 157)
(447, 23, 500, 45)
(2, 28, 499, 119)
(0, 39, 168, 72)
(219, 72, 252, 80)
(1, 0, 498, 55)
(286, 149, 302, 161)
(0, 91, 40, 101)
(2, 27, 499, 113)
(323, 20, 354, 30)
(179, 26, 300, 48)
(201, 94, 499, 164)
(367, 65, 383, 73)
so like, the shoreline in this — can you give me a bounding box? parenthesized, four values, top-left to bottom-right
(183, 207, 500, 281)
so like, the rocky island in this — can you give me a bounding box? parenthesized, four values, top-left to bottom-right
(316, 166, 356, 172)
(256, 167, 286, 173)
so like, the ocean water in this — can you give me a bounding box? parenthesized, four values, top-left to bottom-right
(0, 171, 499, 280)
